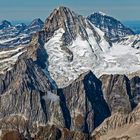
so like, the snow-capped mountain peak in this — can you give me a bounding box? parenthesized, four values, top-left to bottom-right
(87, 12, 134, 41)
(42, 6, 111, 87)
(0, 20, 12, 30)
(28, 18, 44, 28)
(44, 6, 89, 44)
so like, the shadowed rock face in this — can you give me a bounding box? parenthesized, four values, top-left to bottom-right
(130, 76, 140, 106)
(91, 75, 140, 140)
(57, 71, 111, 134)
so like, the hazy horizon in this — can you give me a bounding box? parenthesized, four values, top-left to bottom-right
(0, 0, 140, 22)
(8, 18, 140, 26)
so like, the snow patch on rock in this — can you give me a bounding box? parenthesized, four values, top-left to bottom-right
(0, 46, 25, 74)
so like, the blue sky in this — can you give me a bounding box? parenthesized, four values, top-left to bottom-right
(0, 0, 140, 22)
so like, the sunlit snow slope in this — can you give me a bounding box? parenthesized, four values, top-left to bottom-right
(42, 7, 140, 87)
(44, 26, 110, 87)
(95, 44, 140, 76)
(45, 28, 140, 87)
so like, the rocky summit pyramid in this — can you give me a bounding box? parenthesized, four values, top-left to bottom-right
(0, 6, 140, 140)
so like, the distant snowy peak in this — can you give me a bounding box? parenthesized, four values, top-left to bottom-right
(0, 46, 26, 74)
(87, 12, 134, 42)
(25, 18, 44, 34)
(0, 20, 12, 30)
(28, 18, 44, 27)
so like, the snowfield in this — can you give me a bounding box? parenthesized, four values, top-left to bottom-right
(96, 44, 140, 76)
(117, 34, 140, 49)
(44, 27, 140, 87)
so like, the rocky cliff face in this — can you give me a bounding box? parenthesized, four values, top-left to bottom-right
(0, 57, 64, 126)
(44, 6, 89, 45)
(92, 104, 140, 140)
(57, 71, 110, 134)
(100, 74, 132, 114)
(0, 37, 64, 139)
(1, 56, 140, 139)
(91, 75, 140, 140)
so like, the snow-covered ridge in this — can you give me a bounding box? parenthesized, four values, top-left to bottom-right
(95, 43, 140, 76)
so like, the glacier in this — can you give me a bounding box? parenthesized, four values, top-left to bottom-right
(44, 27, 140, 88)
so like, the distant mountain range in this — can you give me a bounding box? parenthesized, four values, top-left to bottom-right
(0, 18, 44, 47)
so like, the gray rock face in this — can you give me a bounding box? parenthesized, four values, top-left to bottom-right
(92, 75, 140, 139)
(0, 57, 64, 128)
(1, 54, 140, 139)
(100, 74, 132, 114)
(92, 103, 140, 140)
(57, 71, 111, 134)
(44, 6, 88, 45)
(87, 12, 134, 42)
